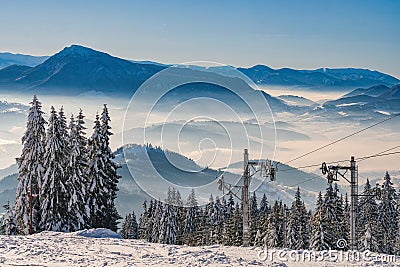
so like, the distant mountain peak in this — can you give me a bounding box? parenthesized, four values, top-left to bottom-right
(57, 44, 105, 58)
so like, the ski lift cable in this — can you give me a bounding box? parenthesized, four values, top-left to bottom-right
(288, 148, 400, 188)
(279, 145, 400, 172)
(280, 112, 400, 166)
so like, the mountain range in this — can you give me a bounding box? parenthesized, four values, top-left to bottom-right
(0, 52, 48, 69)
(0, 45, 398, 96)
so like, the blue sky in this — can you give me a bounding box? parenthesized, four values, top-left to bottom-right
(1, 0, 399, 77)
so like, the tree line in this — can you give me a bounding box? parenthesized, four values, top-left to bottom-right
(120, 171, 400, 255)
(0, 95, 121, 234)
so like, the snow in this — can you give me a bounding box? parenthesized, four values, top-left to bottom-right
(336, 103, 361, 107)
(375, 110, 391, 116)
(76, 228, 122, 239)
(0, 231, 398, 266)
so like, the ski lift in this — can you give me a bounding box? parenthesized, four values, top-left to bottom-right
(321, 162, 328, 175)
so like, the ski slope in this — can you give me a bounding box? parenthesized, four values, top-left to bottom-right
(0, 230, 398, 266)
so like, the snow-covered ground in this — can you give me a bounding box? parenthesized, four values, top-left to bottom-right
(0, 230, 399, 267)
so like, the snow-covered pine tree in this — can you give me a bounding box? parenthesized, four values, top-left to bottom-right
(129, 211, 139, 239)
(65, 111, 89, 232)
(1, 201, 18, 235)
(120, 211, 138, 239)
(310, 191, 331, 251)
(150, 200, 163, 243)
(15, 95, 46, 234)
(40, 106, 69, 231)
(332, 184, 346, 250)
(321, 183, 336, 249)
(87, 114, 107, 229)
(200, 194, 214, 245)
(357, 179, 379, 252)
(87, 110, 120, 231)
(99, 104, 121, 231)
(211, 196, 224, 244)
(58, 107, 68, 139)
(233, 202, 243, 246)
(287, 187, 309, 250)
(183, 189, 200, 246)
(144, 200, 156, 241)
(265, 200, 283, 248)
(159, 203, 177, 244)
(377, 172, 398, 254)
(173, 189, 186, 245)
(249, 191, 259, 245)
(221, 193, 235, 246)
(138, 200, 149, 239)
(258, 193, 270, 247)
(194, 207, 207, 246)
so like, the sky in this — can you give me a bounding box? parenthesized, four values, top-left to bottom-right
(0, 0, 399, 77)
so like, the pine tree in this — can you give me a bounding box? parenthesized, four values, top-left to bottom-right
(138, 200, 149, 239)
(65, 111, 89, 231)
(1, 201, 18, 235)
(100, 104, 121, 231)
(150, 200, 163, 242)
(332, 184, 346, 250)
(287, 187, 309, 250)
(310, 191, 331, 251)
(210, 196, 224, 244)
(120, 211, 138, 239)
(358, 180, 379, 252)
(39, 107, 69, 231)
(221, 193, 237, 246)
(377, 172, 398, 254)
(183, 189, 200, 246)
(265, 201, 284, 248)
(159, 203, 177, 244)
(194, 208, 207, 246)
(233, 202, 243, 246)
(258, 193, 270, 247)
(87, 110, 120, 231)
(15, 95, 46, 234)
(249, 192, 259, 245)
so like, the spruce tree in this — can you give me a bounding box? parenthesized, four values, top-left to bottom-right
(287, 187, 309, 250)
(211, 196, 224, 244)
(249, 192, 259, 245)
(1, 201, 18, 235)
(265, 201, 283, 248)
(159, 203, 177, 244)
(377, 172, 398, 254)
(87, 109, 120, 231)
(15, 95, 46, 234)
(65, 111, 89, 231)
(310, 191, 331, 251)
(100, 104, 121, 231)
(150, 200, 163, 242)
(358, 180, 379, 252)
(233, 202, 243, 246)
(183, 189, 200, 246)
(40, 106, 69, 231)
(138, 200, 149, 239)
(120, 211, 138, 239)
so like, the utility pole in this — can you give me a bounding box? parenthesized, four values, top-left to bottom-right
(242, 149, 250, 246)
(321, 156, 358, 250)
(218, 148, 276, 246)
(350, 156, 358, 251)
